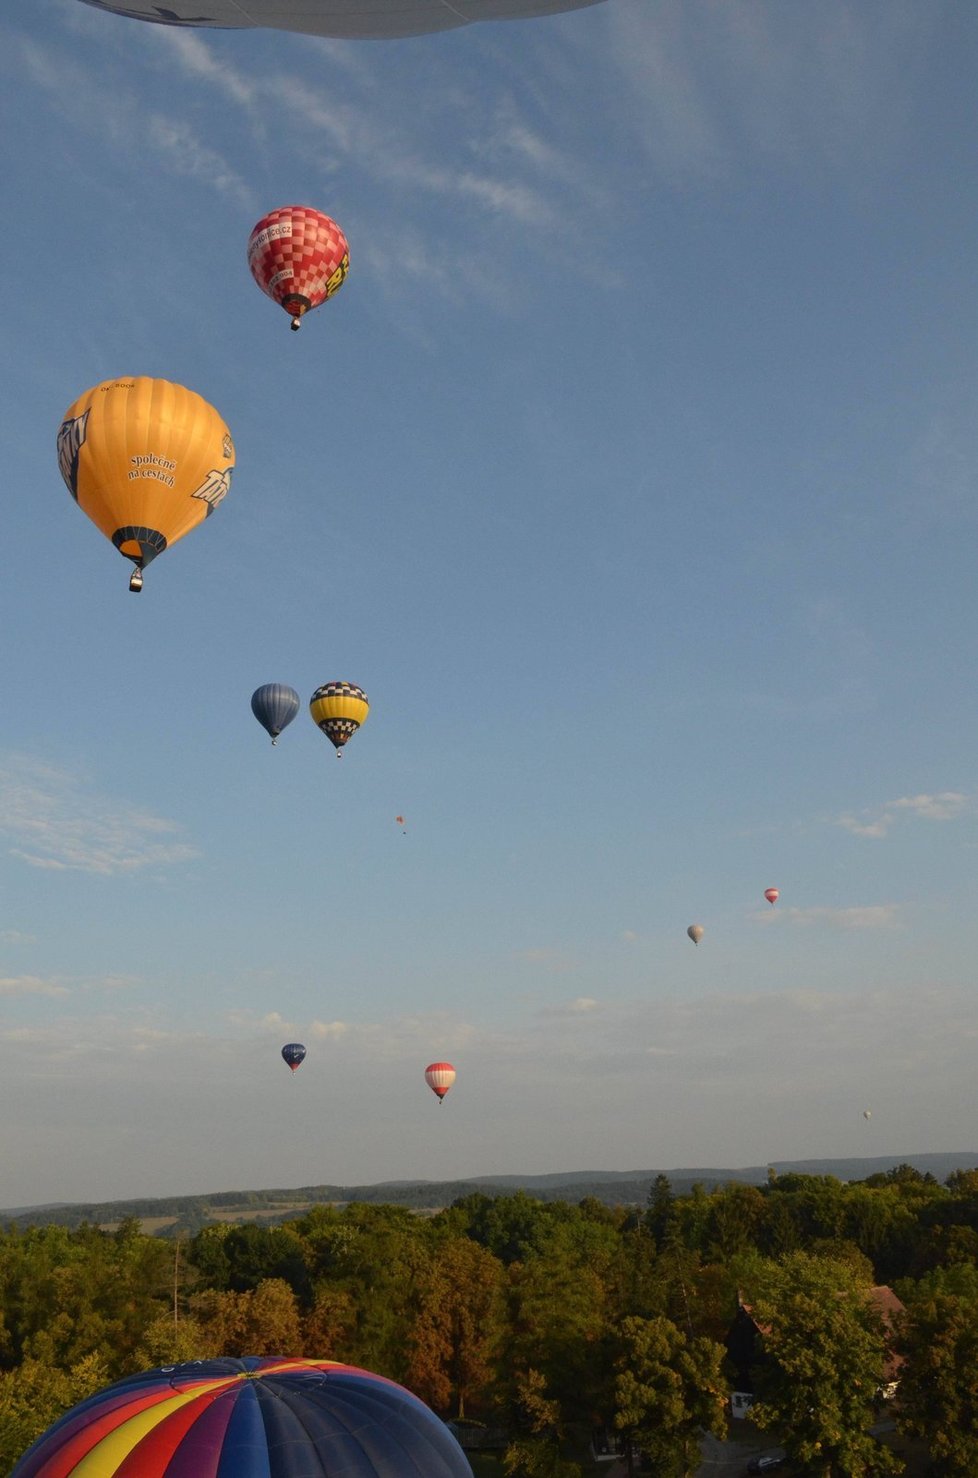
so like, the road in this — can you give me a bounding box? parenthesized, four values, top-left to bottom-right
(600, 1435, 783, 1478)
(697, 1433, 784, 1477)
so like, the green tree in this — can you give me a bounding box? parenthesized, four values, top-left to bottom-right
(292, 1203, 431, 1379)
(503, 1368, 582, 1478)
(743, 1252, 902, 1478)
(134, 1310, 208, 1367)
(897, 1283, 978, 1475)
(0, 1222, 173, 1377)
(645, 1176, 674, 1250)
(613, 1314, 726, 1478)
(0, 1353, 110, 1472)
(505, 1214, 618, 1426)
(704, 1183, 766, 1262)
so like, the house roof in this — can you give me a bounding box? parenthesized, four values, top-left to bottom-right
(735, 1284, 905, 1381)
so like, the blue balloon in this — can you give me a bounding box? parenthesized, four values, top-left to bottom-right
(251, 684, 300, 745)
(282, 1043, 307, 1072)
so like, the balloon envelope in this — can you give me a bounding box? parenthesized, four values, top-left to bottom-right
(58, 377, 233, 588)
(248, 207, 349, 329)
(282, 1042, 307, 1072)
(78, 0, 606, 41)
(764, 887, 779, 905)
(252, 684, 301, 744)
(425, 1061, 456, 1101)
(310, 682, 369, 754)
(864, 1109, 872, 1120)
(687, 924, 705, 945)
(11, 1357, 474, 1478)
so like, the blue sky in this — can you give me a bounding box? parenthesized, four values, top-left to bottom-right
(1, 0, 978, 1207)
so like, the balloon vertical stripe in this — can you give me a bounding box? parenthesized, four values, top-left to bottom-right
(11, 1360, 474, 1478)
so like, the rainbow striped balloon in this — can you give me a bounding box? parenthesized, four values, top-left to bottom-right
(11, 1357, 474, 1477)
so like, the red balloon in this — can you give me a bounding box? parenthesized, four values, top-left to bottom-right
(764, 887, 780, 905)
(425, 1062, 456, 1103)
(248, 206, 349, 330)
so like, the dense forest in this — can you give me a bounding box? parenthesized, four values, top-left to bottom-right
(3, 1166, 978, 1475)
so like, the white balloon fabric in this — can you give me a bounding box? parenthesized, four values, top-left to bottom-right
(78, 0, 606, 41)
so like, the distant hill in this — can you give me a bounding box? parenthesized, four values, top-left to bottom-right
(4, 1152, 976, 1236)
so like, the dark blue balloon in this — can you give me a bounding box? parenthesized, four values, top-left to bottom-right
(252, 684, 300, 744)
(282, 1042, 307, 1072)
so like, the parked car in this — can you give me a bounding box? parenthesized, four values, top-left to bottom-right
(746, 1456, 786, 1475)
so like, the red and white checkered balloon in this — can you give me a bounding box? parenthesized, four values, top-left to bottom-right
(247, 206, 349, 330)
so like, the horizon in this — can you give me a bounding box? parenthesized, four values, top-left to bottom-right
(5, 1146, 978, 1220)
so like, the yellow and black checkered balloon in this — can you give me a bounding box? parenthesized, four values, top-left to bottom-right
(309, 682, 369, 755)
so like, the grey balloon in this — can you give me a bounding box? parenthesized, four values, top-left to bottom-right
(687, 924, 705, 945)
(78, 0, 606, 41)
(251, 683, 301, 745)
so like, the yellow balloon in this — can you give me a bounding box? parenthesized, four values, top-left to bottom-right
(309, 682, 369, 755)
(58, 377, 234, 591)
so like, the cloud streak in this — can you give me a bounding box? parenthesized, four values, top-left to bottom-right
(837, 791, 972, 839)
(0, 755, 198, 876)
(607, 0, 935, 182)
(0, 976, 69, 999)
(14, 34, 254, 208)
(785, 905, 900, 931)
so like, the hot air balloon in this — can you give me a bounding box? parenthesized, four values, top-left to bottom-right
(396, 814, 406, 832)
(252, 684, 301, 745)
(687, 924, 705, 945)
(248, 207, 349, 331)
(310, 682, 369, 756)
(425, 1061, 455, 1103)
(282, 1042, 306, 1073)
(764, 888, 780, 906)
(10, 1357, 474, 1478)
(863, 1109, 872, 1120)
(77, 0, 606, 41)
(58, 378, 233, 592)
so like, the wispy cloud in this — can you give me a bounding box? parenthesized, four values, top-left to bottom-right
(539, 996, 600, 1017)
(0, 755, 198, 876)
(0, 976, 69, 999)
(154, 29, 259, 112)
(785, 905, 900, 931)
(837, 791, 972, 839)
(607, 0, 934, 182)
(0, 931, 35, 946)
(14, 35, 254, 208)
(145, 115, 254, 206)
(309, 1020, 349, 1041)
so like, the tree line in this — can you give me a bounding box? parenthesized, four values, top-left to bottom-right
(2, 1165, 978, 1474)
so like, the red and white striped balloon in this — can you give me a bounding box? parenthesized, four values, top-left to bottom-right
(764, 887, 780, 906)
(424, 1062, 456, 1103)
